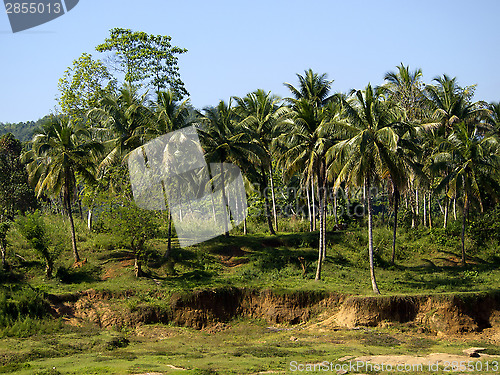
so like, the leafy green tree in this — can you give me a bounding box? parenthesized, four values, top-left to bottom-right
(16, 211, 55, 278)
(100, 196, 158, 277)
(0, 133, 37, 221)
(331, 84, 403, 294)
(24, 117, 103, 263)
(57, 53, 117, 122)
(96, 28, 188, 98)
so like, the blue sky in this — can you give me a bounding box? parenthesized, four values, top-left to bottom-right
(1, 0, 500, 123)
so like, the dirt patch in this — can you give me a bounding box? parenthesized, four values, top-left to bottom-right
(50, 288, 500, 335)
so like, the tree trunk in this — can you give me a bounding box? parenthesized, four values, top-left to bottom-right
(453, 198, 457, 220)
(87, 209, 93, 231)
(311, 177, 316, 231)
(366, 176, 380, 294)
(423, 193, 427, 227)
(46, 258, 53, 279)
(315, 164, 327, 281)
(243, 217, 247, 235)
(391, 188, 399, 265)
(269, 165, 278, 233)
(461, 194, 468, 267)
(65, 193, 80, 263)
(1, 243, 6, 270)
(443, 196, 449, 228)
(166, 210, 172, 259)
(428, 192, 432, 229)
(134, 253, 143, 277)
(260, 166, 275, 235)
(221, 164, 230, 237)
(333, 191, 338, 225)
(306, 183, 313, 232)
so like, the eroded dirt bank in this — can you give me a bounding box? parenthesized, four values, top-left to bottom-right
(48, 288, 500, 334)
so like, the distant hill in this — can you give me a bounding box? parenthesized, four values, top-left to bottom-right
(0, 116, 50, 143)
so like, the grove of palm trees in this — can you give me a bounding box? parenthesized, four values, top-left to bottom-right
(2, 28, 500, 374)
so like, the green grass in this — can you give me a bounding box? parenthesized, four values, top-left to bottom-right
(4, 214, 500, 297)
(2, 214, 500, 373)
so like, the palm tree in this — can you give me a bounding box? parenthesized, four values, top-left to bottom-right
(284, 69, 334, 107)
(88, 84, 151, 168)
(424, 75, 487, 137)
(382, 63, 425, 262)
(234, 89, 289, 233)
(276, 96, 341, 280)
(330, 84, 403, 294)
(198, 100, 264, 236)
(433, 122, 500, 266)
(24, 117, 103, 263)
(149, 90, 192, 255)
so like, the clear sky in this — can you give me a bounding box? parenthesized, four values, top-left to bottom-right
(1, 0, 500, 123)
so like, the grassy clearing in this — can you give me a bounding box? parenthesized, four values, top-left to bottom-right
(3, 214, 500, 297)
(1, 318, 499, 374)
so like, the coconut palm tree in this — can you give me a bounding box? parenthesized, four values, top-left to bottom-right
(382, 63, 425, 262)
(198, 100, 265, 236)
(88, 83, 151, 168)
(24, 117, 103, 263)
(329, 84, 404, 294)
(233, 89, 289, 233)
(424, 75, 487, 137)
(276, 96, 342, 280)
(433, 122, 500, 266)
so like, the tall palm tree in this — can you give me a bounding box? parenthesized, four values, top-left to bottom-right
(234, 89, 289, 233)
(276, 97, 341, 280)
(424, 75, 487, 136)
(284, 69, 334, 107)
(198, 100, 264, 236)
(329, 84, 403, 294)
(433, 122, 500, 266)
(24, 117, 103, 263)
(382, 63, 424, 262)
(88, 84, 151, 168)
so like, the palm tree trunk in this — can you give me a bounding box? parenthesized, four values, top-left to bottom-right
(315, 165, 326, 281)
(221, 164, 230, 237)
(391, 188, 399, 264)
(428, 192, 432, 229)
(423, 193, 427, 227)
(87, 209, 93, 231)
(65, 192, 80, 263)
(461, 193, 468, 267)
(443, 196, 449, 228)
(167, 210, 172, 258)
(311, 178, 316, 231)
(366, 176, 380, 294)
(1, 243, 6, 270)
(260, 166, 275, 235)
(269, 165, 278, 233)
(306, 184, 312, 232)
(453, 198, 457, 220)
